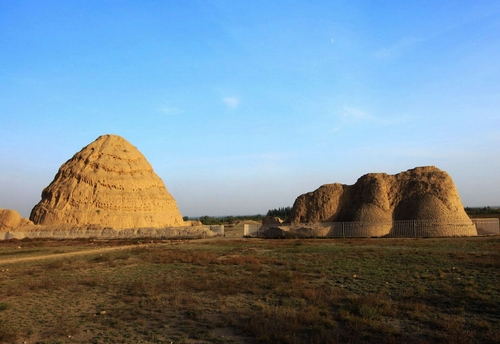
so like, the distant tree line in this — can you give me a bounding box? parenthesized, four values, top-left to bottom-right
(188, 206, 500, 224)
(185, 207, 293, 225)
(266, 206, 292, 220)
(464, 206, 500, 215)
(190, 214, 264, 225)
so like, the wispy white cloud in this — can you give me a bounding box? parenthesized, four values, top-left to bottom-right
(342, 106, 404, 125)
(373, 37, 423, 60)
(223, 96, 240, 109)
(341, 106, 374, 122)
(158, 105, 182, 116)
(331, 106, 372, 132)
(373, 10, 500, 61)
(185, 152, 289, 165)
(330, 106, 410, 132)
(362, 146, 439, 158)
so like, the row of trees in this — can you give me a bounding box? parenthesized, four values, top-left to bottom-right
(191, 206, 500, 225)
(464, 207, 500, 214)
(186, 206, 292, 225)
(187, 214, 264, 225)
(266, 206, 292, 219)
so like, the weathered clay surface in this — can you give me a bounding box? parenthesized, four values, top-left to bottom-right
(30, 134, 184, 229)
(289, 166, 476, 237)
(5, 224, 215, 240)
(0, 208, 33, 231)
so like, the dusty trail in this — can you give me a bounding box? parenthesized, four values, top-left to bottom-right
(0, 245, 137, 266)
(0, 225, 249, 266)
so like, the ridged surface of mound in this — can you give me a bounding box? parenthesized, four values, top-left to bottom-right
(0, 208, 33, 231)
(290, 166, 476, 236)
(30, 134, 184, 229)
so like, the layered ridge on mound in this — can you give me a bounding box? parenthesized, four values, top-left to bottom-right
(30, 134, 184, 229)
(289, 166, 476, 237)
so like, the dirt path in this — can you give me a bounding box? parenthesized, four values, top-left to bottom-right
(0, 225, 250, 266)
(0, 245, 137, 266)
(0, 234, 248, 265)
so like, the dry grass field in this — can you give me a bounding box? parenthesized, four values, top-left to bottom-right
(0, 235, 499, 344)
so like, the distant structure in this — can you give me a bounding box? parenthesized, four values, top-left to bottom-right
(262, 215, 284, 225)
(30, 134, 185, 229)
(289, 166, 476, 237)
(0, 208, 33, 232)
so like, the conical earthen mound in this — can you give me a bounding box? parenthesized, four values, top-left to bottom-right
(30, 134, 184, 229)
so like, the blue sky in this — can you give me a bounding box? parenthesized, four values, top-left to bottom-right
(1, 1, 499, 217)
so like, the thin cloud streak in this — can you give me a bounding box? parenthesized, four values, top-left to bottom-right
(223, 96, 239, 109)
(331, 106, 409, 131)
(170, 151, 289, 167)
(373, 37, 423, 60)
(158, 105, 182, 116)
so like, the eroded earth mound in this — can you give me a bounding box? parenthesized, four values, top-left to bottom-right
(0, 208, 33, 231)
(30, 134, 184, 229)
(289, 166, 476, 237)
